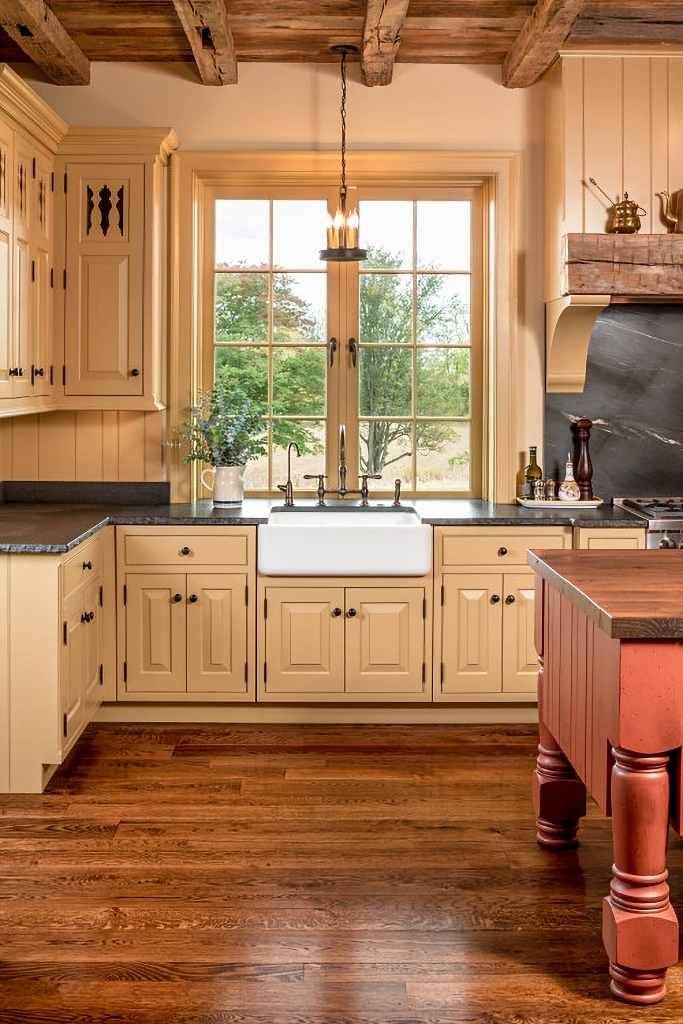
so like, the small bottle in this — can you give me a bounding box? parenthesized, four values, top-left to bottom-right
(524, 446, 542, 499)
(558, 452, 581, 501)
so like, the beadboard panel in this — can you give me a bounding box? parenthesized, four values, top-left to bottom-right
(1, 409, 164, 481)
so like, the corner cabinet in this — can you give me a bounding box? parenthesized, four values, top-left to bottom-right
(433, 526, 572, 702)
(54, 128, 179, 410)
(0, 64, 66, 415)
(117, 526, 256, 701)
(5, 527, 115, 792)
(258, 576, 432, 702)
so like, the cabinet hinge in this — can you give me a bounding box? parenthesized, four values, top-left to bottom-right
(99, 663, 103, 685)
(245, 584, 248, 605)
(63, 713, 68, 737)
(423, 597, 427, 619)
(50, 267, 54, 289)
(263, 598, 267, 619)
(123, 661, 127, 683)
(62, 365, 66, 386)
(263, 663, 267, 684)
(440, 662, 444, 684)
(422, 662, 426, 686)
(63, 621, 67, 645)
(244, 662, 248, 684)
(32, 157, 36, 179)
(441, 583, 444, 606)
(63, 171, 67, 193)
(31, 259, 35, 283)
(51, 171, 54, 192)
(123, 584, 127, 606)
(99, 585, 103, 607)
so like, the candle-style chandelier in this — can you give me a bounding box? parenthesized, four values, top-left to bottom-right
(319, 45, 367, 262)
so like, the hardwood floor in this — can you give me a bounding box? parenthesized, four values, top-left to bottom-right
(1, 722, 683, 1022)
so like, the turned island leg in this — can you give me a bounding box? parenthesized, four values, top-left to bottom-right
(603, 748, 679, 1005)
(534, 654, 587, 848)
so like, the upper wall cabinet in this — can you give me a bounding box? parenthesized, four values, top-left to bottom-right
(0, 65, 66, 416)
(54, 128, 178, 411)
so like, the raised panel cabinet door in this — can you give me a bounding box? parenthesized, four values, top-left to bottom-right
(345, 587, 425, 696)
(501, 572, 538, 694)
(64, 163, 145, 396)
(82, 579, 103, 719)
(0, 116, 12, 401)
(11, 232, 31, 398)
(440, 574, 503, 694)
(186, 573, 248, 695)
(124, 573, 186, 694)
(60, 590, 88, 752)
(263, 587, 345, 696)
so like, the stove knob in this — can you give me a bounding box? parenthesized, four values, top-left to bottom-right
(659, 534, 677, 549)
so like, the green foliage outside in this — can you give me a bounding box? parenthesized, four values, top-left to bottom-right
(212, 247, 471, 477)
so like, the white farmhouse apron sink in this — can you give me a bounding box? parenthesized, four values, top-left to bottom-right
(258, 506, 432, 576)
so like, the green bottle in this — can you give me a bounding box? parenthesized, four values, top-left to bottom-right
(524, 446, 542, 499)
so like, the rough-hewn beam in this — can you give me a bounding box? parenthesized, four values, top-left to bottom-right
(172, 0, 238, 85)
(502, 0, 588, 88)
(361, 0, 409, 87)
(0, 0, 89, 85)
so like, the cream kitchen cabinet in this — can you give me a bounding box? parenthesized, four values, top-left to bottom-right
(259, 577, 431, 702)
(434, 526, 572, 701)
(0, 65, 65, 413)
(54, 128, 178, 410)
(116, 526, 256, 701)
(4, 527, 115, 792)
(572, 526, 646, 549)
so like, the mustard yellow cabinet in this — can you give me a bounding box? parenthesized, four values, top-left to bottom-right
(0, 66, 65, 412)
(434, 527, 572, 702)
(572, 526, 646, 549)
(5, 527, 115, 792)
(117, 526, 256, 701)
(259, 578, 431, 702)
(55, 128, 178, 410)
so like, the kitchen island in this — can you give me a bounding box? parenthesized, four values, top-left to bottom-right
(528, 548, 683, 1006)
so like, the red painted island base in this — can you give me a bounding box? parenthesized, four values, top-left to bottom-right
(528, 550, 683, 1006)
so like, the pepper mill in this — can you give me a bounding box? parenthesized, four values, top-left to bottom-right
(576, 417, 593, 500)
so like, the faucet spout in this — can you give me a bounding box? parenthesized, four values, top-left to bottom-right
(339, 424, 347, 492)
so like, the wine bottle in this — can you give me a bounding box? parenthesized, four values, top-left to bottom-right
(524, 446, 542, 499)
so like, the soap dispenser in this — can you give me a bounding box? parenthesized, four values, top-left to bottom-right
(558, 452, 581, 501)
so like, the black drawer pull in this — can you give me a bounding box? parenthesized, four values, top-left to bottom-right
(189, 594, 198, 603)
(82, 561, 92, 570)
(180, 546, 191, 556)
(505, 594, 516, 604)
(332, 607, 342, 617)
(174, 593, 183, 602)
(498, 546, 508, 556)
(491, 594, 501, 603)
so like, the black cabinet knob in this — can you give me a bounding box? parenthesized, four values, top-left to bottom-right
(332, 607, 342, 617)
(498, 547, 508, 556)
(491, 594, 501, 603)
(180, 546, 191, 555)
(82, 561, 92, 570)
(189, 594, 198, 603)
(174, 593, 183, 602)
(347, 608, 357, 617)
(505, 594, 516, 604)
(130, 368, 140, 377)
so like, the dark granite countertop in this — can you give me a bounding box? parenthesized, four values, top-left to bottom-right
(0, 494, 646, 554)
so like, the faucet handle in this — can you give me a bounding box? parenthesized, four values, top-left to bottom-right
(304, 473, 327, 505)
(359, 473, 382, 505)
(393, 479, 402, 506)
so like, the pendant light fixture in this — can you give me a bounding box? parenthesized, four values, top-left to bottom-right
(320, 45, 367, 262)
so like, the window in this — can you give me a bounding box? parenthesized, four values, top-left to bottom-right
(203, 183, 484, 498)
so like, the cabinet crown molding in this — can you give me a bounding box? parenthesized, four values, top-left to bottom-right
(59, 127, 179, 163)
(0, 63, 67, 151)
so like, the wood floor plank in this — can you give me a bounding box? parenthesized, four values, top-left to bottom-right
(1, 722, 683, 1022)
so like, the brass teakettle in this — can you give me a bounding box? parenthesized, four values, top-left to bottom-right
(589, 178, 646, 233)
(657, 190, 683, 233)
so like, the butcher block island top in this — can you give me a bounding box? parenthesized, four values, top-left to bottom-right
(527, 548, 683, 639)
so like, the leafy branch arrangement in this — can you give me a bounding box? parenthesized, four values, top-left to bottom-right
(175, 375, 267, 467)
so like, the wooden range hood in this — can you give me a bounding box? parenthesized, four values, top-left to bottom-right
(546, 233, 683, 393)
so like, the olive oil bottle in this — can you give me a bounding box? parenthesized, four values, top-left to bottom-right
(523, 446, 542, 499)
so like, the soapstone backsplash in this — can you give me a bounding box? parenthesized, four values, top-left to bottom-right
(545, 304, 683, 501)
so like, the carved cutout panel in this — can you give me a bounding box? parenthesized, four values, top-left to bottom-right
(82, 178, 131, 242)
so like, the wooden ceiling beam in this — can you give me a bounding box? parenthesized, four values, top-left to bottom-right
(502, 0, 589, 88)
(361, 0, 410, 87)
(0, 0, 89, 85)
(172, 0, 238, 85)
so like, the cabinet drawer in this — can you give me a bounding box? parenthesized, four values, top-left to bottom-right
(439, 527, 571, 567)
(62, 533, 102, 597)
(123, 530, 250, 568)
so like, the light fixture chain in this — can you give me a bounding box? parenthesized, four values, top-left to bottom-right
(340, 49, 347, 193)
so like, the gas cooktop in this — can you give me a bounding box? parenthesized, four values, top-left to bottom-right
(615, 498, 683, 521)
